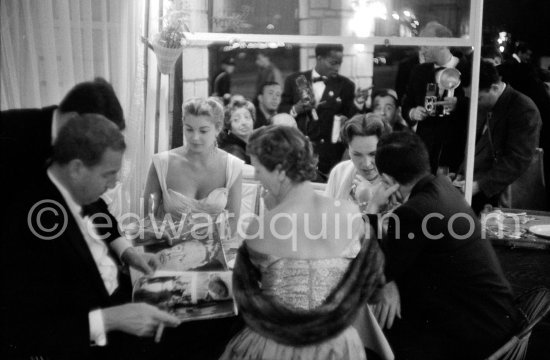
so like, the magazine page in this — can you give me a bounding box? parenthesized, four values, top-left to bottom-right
(125, 213, 229, 271)
(133, 270, 236, 322)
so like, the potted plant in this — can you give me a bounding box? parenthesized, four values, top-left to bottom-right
(150, 3, 190, 74)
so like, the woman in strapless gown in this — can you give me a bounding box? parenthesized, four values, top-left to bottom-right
(143, 97, 244, 236)
(220, 126, 389, 360)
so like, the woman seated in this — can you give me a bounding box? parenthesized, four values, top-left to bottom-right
(220, 126, 386, 360)
(326, 113, 393, 214)
(143, 97, 243, 236)
(218, 98, 255, 164)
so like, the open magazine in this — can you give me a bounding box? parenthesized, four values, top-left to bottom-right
(127, 213, 240, 321)
(133, 270, 237, 322)
(125, 212, 233, 271)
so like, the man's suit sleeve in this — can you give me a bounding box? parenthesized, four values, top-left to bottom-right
(401, 64, 425, 127)
(3, 203, 93, 355)
(279, 73, 296, 114)
(384, 205, 428, 282)
(477, 97, 542, 198)
(341, 79, 358, 118)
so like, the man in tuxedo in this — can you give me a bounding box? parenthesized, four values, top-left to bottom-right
(254, 81, 282, 128)
(279, 44, 364, 178)
(401, 21, 470, 174)
(367, 131, 518, 360)
(1, 114, 180, 359)
(0, 77, 155, 274)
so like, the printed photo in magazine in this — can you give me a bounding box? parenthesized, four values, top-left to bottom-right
(133, 271, 236, 322)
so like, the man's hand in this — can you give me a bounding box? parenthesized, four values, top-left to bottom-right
(372, 281, 401, 329)
(472, 180, 480, 195)
(293, 98, 314, 115)
(354, 86, 372, 106)
(103, 303, 180, 337)
(434, 96, 458, 112)
(409, 106, 428, 122)
(121, 247, 159, 275)
(366, 182, 400, 214)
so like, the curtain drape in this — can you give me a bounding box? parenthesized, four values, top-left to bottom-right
(1, 0, 148, 216)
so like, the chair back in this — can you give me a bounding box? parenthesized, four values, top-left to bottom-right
(485, 286, 550, 360)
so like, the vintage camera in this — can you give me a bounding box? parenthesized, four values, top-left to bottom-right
(424, 83, 438, 117)
(424, 96, 437, 116)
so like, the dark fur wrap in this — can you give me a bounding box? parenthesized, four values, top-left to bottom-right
(232, 233, 385, 346)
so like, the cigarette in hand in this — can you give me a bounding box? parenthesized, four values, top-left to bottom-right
(155, 323, 165, 343)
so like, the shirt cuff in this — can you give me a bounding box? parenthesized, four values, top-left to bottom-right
(289, 106, 298, 118)
(110, 236, 133, 259)
(89, 309, 107, 346)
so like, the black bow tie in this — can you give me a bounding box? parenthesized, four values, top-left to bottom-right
(80, 204, 96, 218)
(312, 76, 327, 83)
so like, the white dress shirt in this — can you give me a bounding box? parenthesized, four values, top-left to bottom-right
(311, 69, 326, 105)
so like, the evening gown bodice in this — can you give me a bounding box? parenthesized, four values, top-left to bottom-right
(219, 237, 368, 360)
(152, 150, 243, 218)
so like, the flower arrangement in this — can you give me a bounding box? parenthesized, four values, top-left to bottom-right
(150, 0, 190, 74)
(156, 5, 190, 49)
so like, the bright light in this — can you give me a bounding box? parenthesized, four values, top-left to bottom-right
(499, 31, 507, 38)
(497, 38, 503, 44)
(403, 10, 411, 17)
(351, 1, 387, 37)
(392, 12, 399, 20)
(413, 20, 419, 25)
(499, 46, 505, 52)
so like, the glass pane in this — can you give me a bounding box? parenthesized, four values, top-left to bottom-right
(182, 0, 471, 38)
(176, 41, 474, 188)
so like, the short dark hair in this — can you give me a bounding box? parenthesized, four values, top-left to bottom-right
(224, 99, 256, 131)
(479, 60, 500, 91)
(259, 81, 281, 95)
(375, 132, 430, 185)
(52, 113, 126, 167)
(315, 44, 344, 58)
(58, 77, 125, 130)
(247, 125, 318, 182)
(341, 113, 392, 145)
(372, 88, 399, 106)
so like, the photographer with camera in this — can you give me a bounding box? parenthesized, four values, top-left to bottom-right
(402, 21, 470, 175)
(280, 44, 367, 180)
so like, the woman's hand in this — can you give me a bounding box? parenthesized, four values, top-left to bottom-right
(352, 174, 373, 205)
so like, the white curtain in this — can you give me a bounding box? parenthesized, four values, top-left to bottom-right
(1, 0, 148, 216)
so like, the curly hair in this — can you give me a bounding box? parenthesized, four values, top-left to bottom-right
(183, 97, 224, 130)
(340, 113, 392, 145)
(223, 99, 256, 131)
(52, 113, 126, 166)
(247, 125, 318, 183)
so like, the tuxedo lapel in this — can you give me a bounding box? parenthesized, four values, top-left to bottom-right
(43, 178, 111, 301)
(320, 77, 342, 104)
